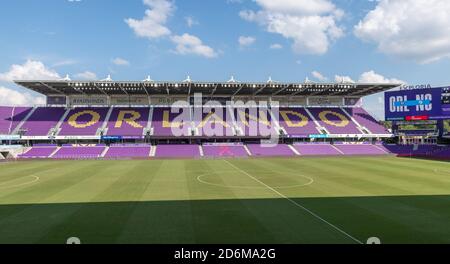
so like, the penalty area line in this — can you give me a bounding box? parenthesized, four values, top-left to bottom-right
(223, 159, 363, 245)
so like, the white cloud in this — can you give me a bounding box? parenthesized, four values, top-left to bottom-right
(126, 0, 217, 59)
(358, 70, 405, 84)
(112, 57, 130, 66)
(125, 0, 174, 39)
(311, 71, 328, 82)
(75, 71, 97, 80)
(0, 60, 60, 81)
(0, 86, 45, 106)
(185, 16, 198, 28)
(240, 0, 344, 55)
(355, 0, 450, 63)
(238, 36, 256, 48)
(334, 75, 355, 83)
(52, 59, 77, 67)
(171, 33, 218, 58)
(334, 71, 405, 84)
(270, 43, 283, 49)
(253, 0, 337, 15)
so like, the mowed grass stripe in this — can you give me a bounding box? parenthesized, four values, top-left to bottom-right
(223, 159, 363, 244)
(0, 161, 120, 243)
(343, 158, 450, 194)
(0, 161, 66, 184)
(38, 160, 161, 244)
(194, 160, 281, 243)
(245, 158, 450, 243)
(258, 157, 450, 243)
(117, 160, 197, 243)
(0, 157, 450, 243)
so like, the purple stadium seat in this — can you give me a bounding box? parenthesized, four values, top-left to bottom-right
(334, 144, 387, 155)
(308, 108, 361, 135)
(234, 107, 276, 137)
(18, 145, 57, 158)
(382, 144, 444, 156)
(344, 108, 390, 134)
(247, 144, 295, 156)
(106, 108, 150, 136)
(155, 144, 200, 158)
(277, 108, 321, 136)
(294, 143, 342, 156)
(21, 107, 66, 136)
(202, 145, 248, 157)
(59, 108, 109, 136)
(152, 108, 191, 136)
(195, 107, 234, 137)
(0, 107, 32, 134)
(104, 144, 151, 158)
(432, 148, 450, 159)
(52, 145, 105, 159)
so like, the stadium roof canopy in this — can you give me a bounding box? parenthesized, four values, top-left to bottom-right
(15, 80, 400, 97)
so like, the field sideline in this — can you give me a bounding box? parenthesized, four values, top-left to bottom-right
(0, 156, 450, 244)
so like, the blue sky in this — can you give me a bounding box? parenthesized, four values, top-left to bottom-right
(1, 0, 450, 120)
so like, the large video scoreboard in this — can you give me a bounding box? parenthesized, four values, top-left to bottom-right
(385, 87, 450, 121)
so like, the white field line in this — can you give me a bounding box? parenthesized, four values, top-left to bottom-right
(223, 159, 363, 244)
(433, 168, 450, 175)
(196, 170, 314, 189)
(0, 175, 40, 189)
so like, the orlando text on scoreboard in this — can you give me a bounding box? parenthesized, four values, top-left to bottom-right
(385, 87, 450, 121)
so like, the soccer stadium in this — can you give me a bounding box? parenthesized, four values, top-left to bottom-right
(0, 78, 449, 244)
(2, 0, 450, 250)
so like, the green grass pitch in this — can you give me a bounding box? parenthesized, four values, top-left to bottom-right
(0, 156, 450, 244)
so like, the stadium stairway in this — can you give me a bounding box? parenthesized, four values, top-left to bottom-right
(373, 144, 390, 154)
(288, 145, 301, 155)
(341, 108, 369, 134)
(53, 108, 71, 136)
(304, 107, 330, 135)
(150, 146, 156, 157)
(2, 107, 13, 134)
(244, 145, 252, 156)
(19, 147, 32, 157)
(199, 145, 204, 157)
(49, 146, 61, 158)
(99, 106, 114, 136)
(1, 106, 21, 134)
(12, 106, 37, 135)
(330, 145, 345, 155)
(145, 108, 154, 137)
(101, 146, 110, 158)
(267, 108, 283, 135)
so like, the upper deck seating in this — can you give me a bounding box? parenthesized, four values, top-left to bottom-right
(277, 108, 321, 136)
(59, 107, 109, 136)
(152, 107, 192, 137)
(0, 107, 32, 134)
(106, 108, 150, 136)
(307, 108, 362, 135)
(21, 107, 66, 136)
(234, 107, 276, 137)
(344, 108, 389, 134)
(194, 107, 234, 137)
